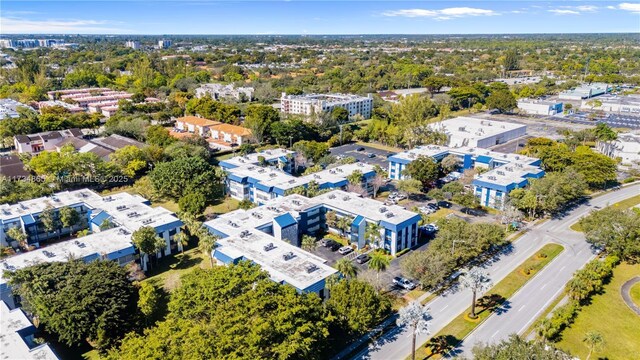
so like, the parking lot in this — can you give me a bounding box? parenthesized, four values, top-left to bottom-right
(329, 143, 398, 169)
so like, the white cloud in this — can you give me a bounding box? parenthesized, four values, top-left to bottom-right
(548, 4, 600, 15)
(382, 7, 498, 20)
(618, 2, 640, 13)
(0, 17, 131, 34)
(548, 9, 581, 15)
(607, 5, 617, 9)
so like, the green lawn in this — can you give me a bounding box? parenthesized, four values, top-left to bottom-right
(556, 263, 640, 360)
(406, 288, 427, 301)
(143, 247, 212, 292)
(205, 197, 240, 215)
(630, 282, 640, 307)
(414, 243, 564, 359)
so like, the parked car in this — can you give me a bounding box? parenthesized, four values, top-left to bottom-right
(427, 223, 439, 231)
(395, 193, 407, 200)
(437, 201, 451, 208)
(356, 147, 365, 152)
(426, 203, 439, 211)
(327, 242, 342, 251)
(418, 206, 435, 214)
(338, 246, 353, 255)
(355, 254, 371, 264)
(421, 225, 437, 234)
(393, 276, 417, 290)
(367, 153, 376, 158)
(320, 238, 333, 247)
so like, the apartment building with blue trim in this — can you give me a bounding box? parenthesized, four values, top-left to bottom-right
(225, 159, 377, 205)
(0, 189, 183, 271)
(388, 145, 544, 209)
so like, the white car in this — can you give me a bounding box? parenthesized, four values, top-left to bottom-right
(428, 223, 439, 231)
(338, 246, 353, 255)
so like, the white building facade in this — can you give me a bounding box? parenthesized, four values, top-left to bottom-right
(280, 93, 373, 120)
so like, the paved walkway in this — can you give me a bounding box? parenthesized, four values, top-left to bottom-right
(621, 276, 640, 315)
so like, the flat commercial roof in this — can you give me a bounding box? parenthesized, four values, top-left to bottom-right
(262, 162, 376, 191)
(215, 230, 337, 291)
(0, 301, 59, 360)
(429, 117, 526, 147)
(0, 227, 134, 286)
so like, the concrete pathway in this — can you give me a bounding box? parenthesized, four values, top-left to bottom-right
(621, 276, 640, 316)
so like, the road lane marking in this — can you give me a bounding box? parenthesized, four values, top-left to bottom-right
(559, 265, 566, 272)
(491, 330, 499, 338)
(540, 283, 548, 290)
(518, 305, 526, 312)
(440, 305, 449, 312)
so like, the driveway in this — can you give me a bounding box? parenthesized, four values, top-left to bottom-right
(330, 143, 397, 169)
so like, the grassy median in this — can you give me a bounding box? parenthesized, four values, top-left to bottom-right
(412, 243, 564, 359)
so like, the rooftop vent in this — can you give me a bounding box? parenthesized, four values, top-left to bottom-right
(103, 196, 114, 202)
(497, 171, 505, 176)
(385, 212, 394, 218)
(74, 240, 86, 248)
(126, 211, 138, 218)
(118, 228, 131, 235)
(263, 242, 276, 251)
(342, 196, 350, 201)
(292, 200, 301, 205)
(116, 205, 128, 211)
(270, 173, 277, 178)
(252, 212, 263, 219)
(379, 207, 387, 213)
(142, 218, 155, 225)
(282, 251, 295, 261)
(305, 264, 319, 273)
(239, 230, 252, 238)
(288, 179, 296, 184)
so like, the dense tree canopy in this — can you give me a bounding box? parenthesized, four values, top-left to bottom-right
(7, 260, 138, 350)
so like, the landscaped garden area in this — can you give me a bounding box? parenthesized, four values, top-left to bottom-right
(556, 262, 640, 360)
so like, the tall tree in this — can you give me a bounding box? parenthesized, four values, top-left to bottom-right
(583, 331, 605, 360)
(327, 279, 391, 335)
(7, 260, 138, 350)
(397, 301, 432, 360)
(403, 155, 439, 189)
(365, 222, 383, 248)
(40, 205, 59, 239)
(244, 104, 279, 143)
(368, 252, 390, 281)
(138, 282, 162, 325)
(59, 206, 81, 236)
(198, 230, 217, 268)
(131, 226, 166, 270)
(6, 227, 28, 249)
(334, 258, 358, 279)
(301, 234, 318, 252)
(460, 267, 492, 319)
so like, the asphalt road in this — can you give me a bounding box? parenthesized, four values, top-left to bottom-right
(353, 183, 640, 360)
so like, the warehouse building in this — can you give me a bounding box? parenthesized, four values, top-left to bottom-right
(517, 99, 564, 116)
(430, 117, 527, 148)
(580, 94, 640, 114)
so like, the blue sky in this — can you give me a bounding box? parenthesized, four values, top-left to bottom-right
(1, 1, 639, 34)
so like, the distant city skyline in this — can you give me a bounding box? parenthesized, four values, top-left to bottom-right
(1, 1, 639, 35)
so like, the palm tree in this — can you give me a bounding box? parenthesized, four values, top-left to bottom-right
(301, 235, 317, 252)
(6, 227, 27, 249)
(583, 331, 604, 360)
(175, 231, 190, 254)
(460, 267, 492, 319)
(59, 206, 80, 238)
(369, 252, 390, 281)
(365, 222, 383, 248)
(198, 230, 217, 268)
(397, 301, 432, 360)
(335, 258, 358, 279)
(337, 216, 353, 238)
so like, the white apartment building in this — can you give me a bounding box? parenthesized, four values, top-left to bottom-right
(280, 93, 373, 120)
(158, 39, 172, 49)
(125, 40, 140, 50)
(195, 83, 254, 101)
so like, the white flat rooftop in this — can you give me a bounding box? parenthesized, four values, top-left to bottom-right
(1, 301, 59, 360)
(0, 189, 181, 232)
(313, 190, 418, 225)
(429, 117, 526, 146)
(216, 230, 337, 291)
(221, 148, 295, 168)
(262, 162, 375, 190)
(0, 227, 133, 286)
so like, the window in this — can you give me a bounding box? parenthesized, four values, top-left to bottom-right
(169, 229, 177, 236)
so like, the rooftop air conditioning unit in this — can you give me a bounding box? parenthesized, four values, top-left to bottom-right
(306, 264, 319, 273)
(282, 252, 295, 261)
(264, 243, 276, 252)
